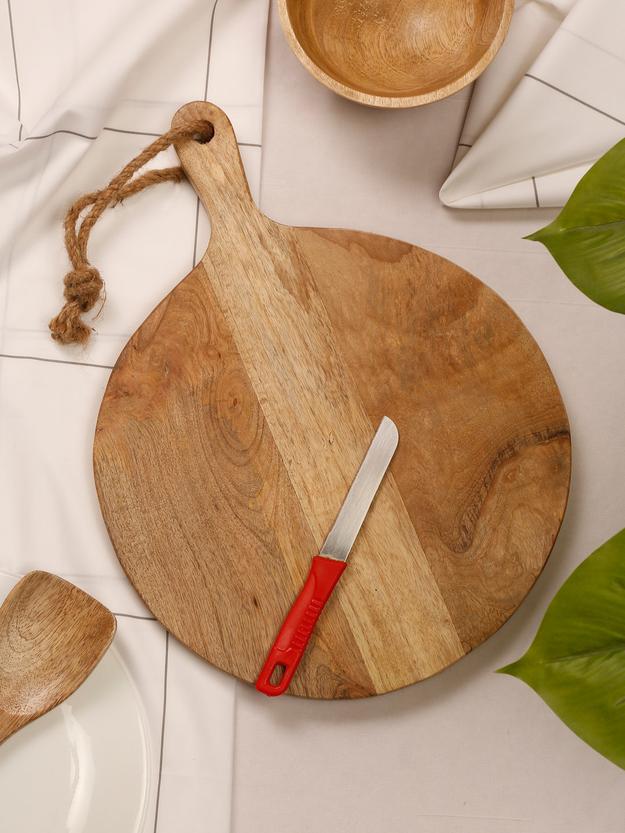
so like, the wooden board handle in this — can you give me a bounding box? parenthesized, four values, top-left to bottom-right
(172, 102, 259, 245)
(256, 556, 348, 696)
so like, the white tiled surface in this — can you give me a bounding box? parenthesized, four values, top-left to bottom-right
(0, 0, 265, 367)
(230, 8, 625, 833)
(0, 3, 269, 832)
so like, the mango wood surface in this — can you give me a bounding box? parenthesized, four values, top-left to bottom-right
(94, 102, 570, 699)
(278, 0, 514, 108)
(0, 572, 116, 743)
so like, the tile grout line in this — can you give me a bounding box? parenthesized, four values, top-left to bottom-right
(6, 0, 22, 141)
(202, 0, 220, 102)
(153, 631, 169, 833)
(193, 0, 221, 268)
(104, 126, 160, 137)
(113, 612, 158, 621)
(22, 127, 260, 147)
(25, 128, 97, 141)
(532, 176, 540, 208)
(525, 73, 625, 127)
(228, 681, 239, 833)
(26, 127, 163, 141)
(560, 26, 625, 67)
(0, 352, 113, 370)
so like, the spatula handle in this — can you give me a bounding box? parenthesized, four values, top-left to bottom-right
(255, 556, 347, 696)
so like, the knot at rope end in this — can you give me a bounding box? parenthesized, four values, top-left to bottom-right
(50, 116, 211, 346)
(48, 265, 104, 345)
(49, 301, 94, 345)
(63, 264, 103, 310)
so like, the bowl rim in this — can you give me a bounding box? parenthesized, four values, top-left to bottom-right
(277, 0, 515, 109)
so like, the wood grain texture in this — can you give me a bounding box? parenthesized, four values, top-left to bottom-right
(0, 572, 115, 743)
(94, 102, 571, 698)
(278, 0, 514, 108)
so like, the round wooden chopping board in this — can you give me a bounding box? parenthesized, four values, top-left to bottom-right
(93, 103, 571, 698)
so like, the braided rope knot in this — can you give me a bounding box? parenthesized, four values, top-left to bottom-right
(49, 302, 93, 344)
(48, 116, 212, 346)
(63, 265, 103, 310)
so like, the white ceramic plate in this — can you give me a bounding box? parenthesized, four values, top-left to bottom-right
(0, 646, 150, 833)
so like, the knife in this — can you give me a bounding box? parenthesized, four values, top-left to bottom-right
(255, 416, 399, 696)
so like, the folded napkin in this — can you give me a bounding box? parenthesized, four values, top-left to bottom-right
(440, 0, 625, 209)
(0, 2, 269, 831)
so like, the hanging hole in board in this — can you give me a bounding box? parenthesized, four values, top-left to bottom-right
(269, 663, 286, 687)
(193, 121, 215, 145)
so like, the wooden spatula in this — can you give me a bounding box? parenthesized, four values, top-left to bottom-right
(0, 572, 116, 744)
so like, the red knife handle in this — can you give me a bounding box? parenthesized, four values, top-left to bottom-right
(255, 555, 347, 696)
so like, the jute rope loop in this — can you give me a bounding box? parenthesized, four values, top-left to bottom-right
(49, 118, 214, 345)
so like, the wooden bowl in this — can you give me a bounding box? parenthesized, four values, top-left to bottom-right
(278, 0, 514, 108)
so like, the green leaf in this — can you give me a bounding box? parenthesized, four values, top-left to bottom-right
(499, 527, 625, 769)
(527, 138, 625, 313)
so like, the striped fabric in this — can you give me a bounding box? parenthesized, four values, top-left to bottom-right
(0, 1, 269, 831)
(440, 0, 625, 209)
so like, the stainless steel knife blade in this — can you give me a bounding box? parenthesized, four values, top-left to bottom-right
(320, 416, 399, 561)
(256, 416, 399, 695)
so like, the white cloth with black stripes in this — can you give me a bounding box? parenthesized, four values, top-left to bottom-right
(440, 0, 625, 209)
(0, 1, 269, 831)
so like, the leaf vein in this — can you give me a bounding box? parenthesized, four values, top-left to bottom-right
(537, 219, 625, 238)
(540, 642, 625, 664)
